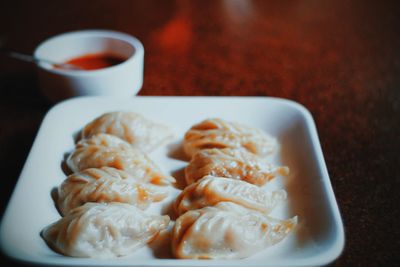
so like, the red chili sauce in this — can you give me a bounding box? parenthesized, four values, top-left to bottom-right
(64, 53, 126, 70)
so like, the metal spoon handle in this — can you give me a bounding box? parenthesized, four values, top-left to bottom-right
(1, 49, 82, 70)
(6, 50, 38, 64)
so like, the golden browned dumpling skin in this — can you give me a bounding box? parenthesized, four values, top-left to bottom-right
(42, 202, 170, 258)
(174, 176, 287, 216)
(81, 112, 173, 152)
(57, 167, 168, 216)
(183, 118, 277, 158)
(185, 148, 289, 186)
(172, 202, 297, 259)
(66, 145, 175, 185)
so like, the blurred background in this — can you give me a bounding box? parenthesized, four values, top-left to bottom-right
(0, 0, 399, 266)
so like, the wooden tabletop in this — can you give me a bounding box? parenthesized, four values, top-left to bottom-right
(0, 1, 399, 266)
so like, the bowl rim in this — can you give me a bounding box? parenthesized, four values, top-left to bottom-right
(33, 29, 144, 76)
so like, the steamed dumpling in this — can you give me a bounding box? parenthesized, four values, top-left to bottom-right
(57, 167, 168, 216)
(183, 118, 277, 158)
(66, 145, 175, 185)
(81, 112, 173, 152)
(185, 148, 289, 186)
(172, 202, 297, 259)
(174, 175, 287, 216)
(42, 202, 170, 258)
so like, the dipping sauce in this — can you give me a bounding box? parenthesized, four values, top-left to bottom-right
(63, 53, 126, 70)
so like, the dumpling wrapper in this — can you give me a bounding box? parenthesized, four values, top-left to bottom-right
(185, 148, 289, 186)
(76, 133, 133, 150)
(172, 202, 297, 259)
(81, 111, 173, 152)
(57, 167, 168, 216)
(42, 202, 170, 258)
(174, 175, 287, 216)
(183, 118, 278, 158)
(66, 144, 175, 186)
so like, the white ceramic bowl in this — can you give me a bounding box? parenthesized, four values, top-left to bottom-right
(34, 30, 144, 102)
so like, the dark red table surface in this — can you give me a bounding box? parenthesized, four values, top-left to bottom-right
(0, 1, 399, 266)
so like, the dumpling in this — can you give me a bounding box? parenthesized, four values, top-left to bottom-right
(76, 133, 132, 150)
(174, 175, 286, 216)
(185, 148, 290, 186)
(57, 167, 168, 216)
(172, 202, 297, 259)
(66, 145, 175, 185)
(81, 111, 173, 152)
(183, 118, 277, 158)
(42, 202, 170, 258)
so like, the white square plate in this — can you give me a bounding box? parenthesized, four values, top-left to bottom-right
(0, 96, 344, 266)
